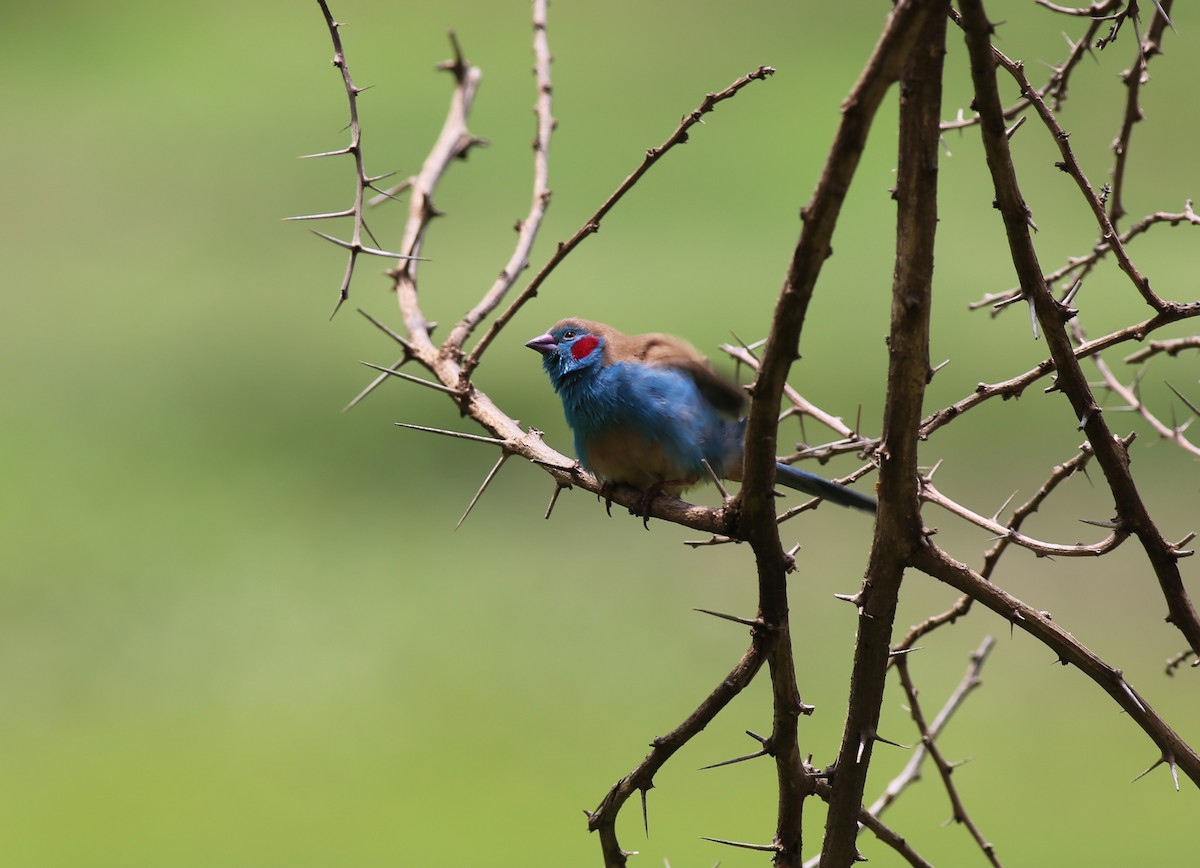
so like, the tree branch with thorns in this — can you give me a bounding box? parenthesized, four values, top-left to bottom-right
(295, 1, 1200, 865)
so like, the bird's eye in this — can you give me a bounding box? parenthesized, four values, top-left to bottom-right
(562, 330, 576, 339)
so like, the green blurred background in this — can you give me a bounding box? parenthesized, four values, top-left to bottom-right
(3, 1, 1199, 864)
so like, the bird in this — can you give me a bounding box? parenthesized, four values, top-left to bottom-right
(525, 318, 876, 522)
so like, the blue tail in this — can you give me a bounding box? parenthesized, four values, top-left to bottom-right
(774, 462, 876, 513)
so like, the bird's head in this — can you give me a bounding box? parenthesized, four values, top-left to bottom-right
(525, 319, 608, 382)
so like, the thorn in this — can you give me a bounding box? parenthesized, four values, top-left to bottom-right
(1004, 115, 1027, 139)
(364, 170, 398, 185)
(1166, 382, 1200, 416)
(694, 608, 760, 628)
(356, 308, 415, 351)
(395, 422, 507, 445)
(699, 837, 781, 853)
(872, 732, 910, 750)
(1131, 754, 1171, 784)
(682, 534, 735, 548)
(342, 365, 393, 411)
(889, 646, 922, 657)
(992, 490, 1018, 522)
(641, 786, 651, 837)
(728, 330, 761, 362)
(699, 748, 768, 771)
(298, 146, 353, 159)
(1062, 278, 1083, 307)
(359, 217, 385, 252)
(1078, 517, 1121, 529)
(309, 229, 425, 260)
(456, 452, 511, 530)
(544, 482, 569, 520)
(1117, 675, 1146, 714)
(1150, 0, 1174, 31)
(283, 208, 355, 221)
(360, 361, 463, 395)
(700, 459, 730, 500)
(368, 177, 416, 207)
(329, 293, 348, 320)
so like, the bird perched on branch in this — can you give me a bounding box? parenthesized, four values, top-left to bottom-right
(525, 318, 876, 521)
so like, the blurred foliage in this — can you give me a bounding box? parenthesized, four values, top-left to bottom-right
(1, 1, 1199, 865)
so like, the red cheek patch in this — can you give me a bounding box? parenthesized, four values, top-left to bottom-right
(570, 335, 600, 360)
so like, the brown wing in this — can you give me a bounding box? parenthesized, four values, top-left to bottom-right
(550, 318, 746, 416)
(630, 333, 746, 417)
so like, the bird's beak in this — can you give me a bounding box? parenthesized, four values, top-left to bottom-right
(524, 332, 557, 355)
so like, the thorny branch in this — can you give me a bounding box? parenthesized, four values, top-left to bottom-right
(890, 640, 1000, 867)
(297, 1, 1200, 866)
(818, 5, 946, 863)
(958, 0, 1200, 662)
(913, 542, 1200, 787)
(460, 64, 776, 382)
(290, 2, 423, 318)
(1108, 0, 1175, 227)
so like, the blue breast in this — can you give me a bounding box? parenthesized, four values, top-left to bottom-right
(553, 361, 740, 487)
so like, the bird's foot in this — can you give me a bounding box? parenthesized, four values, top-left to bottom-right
(598, 482, 615, 517)
(637, 485, 663, 530)
(635, 479, 690, 529)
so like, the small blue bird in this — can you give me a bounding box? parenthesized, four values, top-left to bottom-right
(526, 318, 876, 520)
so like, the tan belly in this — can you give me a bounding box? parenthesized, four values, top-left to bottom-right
(585, 429, 697, 493)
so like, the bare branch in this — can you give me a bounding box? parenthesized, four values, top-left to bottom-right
(984, 34, 1172, 311)
(1125, 334, 1200, 363)
(1081, 328, 1200, 457)
(1109, 0, 1174, 226)
(921, 479, 1128, 558)
(959, 0, 1200, 658)
(942, 2, 1118, 130)
(820, 7, 946, 862)
(870, 637, 995, 818)
(444, 0, 556, 355)
(306, 1, 420, 317)
(971, 203, 1200, 316)
(461, 65, 776, 380)
(588, 643, 767, 868)
(913, 543, 1200, 788)
(722, 344, 858, 441)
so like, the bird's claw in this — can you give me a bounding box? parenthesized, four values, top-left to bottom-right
(638, 484, 666, 530)
(598, 482, 615, 517)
